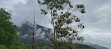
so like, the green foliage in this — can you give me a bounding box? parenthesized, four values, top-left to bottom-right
(0, 8, 18, 46)
(0, 45, 7, 49)
(38, 0, 72, 10)
(36, 46, 40, 49)
(36, 45, 52, 49)
(76, 4, 86, 13)
(9, 46, 27, 49)
(51, 41, 74, 49)
(76, 4, 85, 8)
(43, 46, 51, 49)
(38, 0, 85, 41)
(15, 42, 24, 46)
(41, 9, 47, 15)
(0, 8, 11, 21)
(38, 0, 86, 49)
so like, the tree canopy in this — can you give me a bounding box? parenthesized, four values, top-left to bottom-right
(38, 0, 86, 49)
(0, 8, 18, 46)
(38, 0, 85, 42)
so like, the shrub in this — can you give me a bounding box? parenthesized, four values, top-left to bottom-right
(0, 45, 7, 49)
(9, 46, 27, 49)
(43, 46, 52, 49)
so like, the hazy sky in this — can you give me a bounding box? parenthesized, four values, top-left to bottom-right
(0, 0, 111, 48)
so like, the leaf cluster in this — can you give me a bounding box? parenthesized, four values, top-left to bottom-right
(38, 0, 86, 45)
(0, 8, 18, 46)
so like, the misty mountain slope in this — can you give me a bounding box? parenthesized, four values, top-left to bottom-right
(17, 21, 105, 49)
(74, 44, 96, 49)
(86, 44, 109, 49)
(17, 21, 52, 45)
(17, 21, 52, 38)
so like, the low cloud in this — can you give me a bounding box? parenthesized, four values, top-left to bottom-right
(0, 0, 111, 49)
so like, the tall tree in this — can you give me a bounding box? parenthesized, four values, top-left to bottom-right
(0, 8, 18, 46)
(37, 0, 85, 49)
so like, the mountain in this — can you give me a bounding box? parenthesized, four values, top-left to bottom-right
(17, 21, 52, 38)
(17, 21, 101, 49)
(17, 21, 52, 45)
(89, 44, 108, 49)
(85, 43, 109, 49)
(74, 44, 96, 49)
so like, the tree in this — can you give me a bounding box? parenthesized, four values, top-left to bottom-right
(0, 8, 18, 46)
(38, 0, 85, 49)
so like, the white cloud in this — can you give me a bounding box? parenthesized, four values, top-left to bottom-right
(80, 27, 111, 48)
(0, 0, 26, 10)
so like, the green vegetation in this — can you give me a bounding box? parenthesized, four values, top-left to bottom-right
(38, 0, 85, 49)
(0, 0, 96, 49)
(9, 46, 27, 49)
(0, 8, 18, 47)
(0, 45, 7, 49)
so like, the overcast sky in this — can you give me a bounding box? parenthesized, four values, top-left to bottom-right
(0, 0, 111, 49)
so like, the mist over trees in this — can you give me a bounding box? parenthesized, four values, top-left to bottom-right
(16, 21, 96, 49)
(17, 21, 51, 46)
(0, 0, 104, 49)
